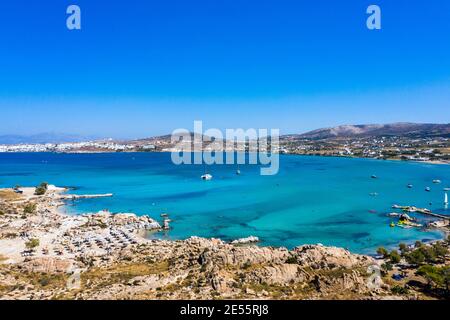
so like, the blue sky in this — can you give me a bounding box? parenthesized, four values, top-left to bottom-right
(0, 0, 449, 138)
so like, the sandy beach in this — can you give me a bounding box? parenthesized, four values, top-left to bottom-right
(0, 186, 161, 265)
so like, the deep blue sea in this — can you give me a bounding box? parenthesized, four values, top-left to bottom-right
(0, 152, 449, 254)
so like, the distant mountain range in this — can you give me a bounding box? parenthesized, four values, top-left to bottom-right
(293, 123, 450, 140)
(1, 123, 448, 145)
(0, 133, 99, 145)
(131, 123, 450, 142)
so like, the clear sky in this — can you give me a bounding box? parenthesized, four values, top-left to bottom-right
(0, 0, 449, 138)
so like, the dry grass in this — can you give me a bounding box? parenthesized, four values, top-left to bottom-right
(0, 268, 70, 295)
(0, 190, 22, 201)
(81, 261, 169, 289)
(0, 254, 7, 263)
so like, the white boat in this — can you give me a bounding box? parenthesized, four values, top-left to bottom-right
(433, 179, 441, 184)
(201, 164, 212, 180)
(201, 174, 213, 181)
(425, 187, 431, 192)
(407, 184, 413, 189)
(388, 212, 400, 217)
(445, 192, 449, 205)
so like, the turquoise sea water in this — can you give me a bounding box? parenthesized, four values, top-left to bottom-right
(0, 152, 449, 254)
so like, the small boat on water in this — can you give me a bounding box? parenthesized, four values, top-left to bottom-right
(444, 187, 450, 191)
(388, 212, 400, 217)
(371, 175, 378, 179)
(390, 222, 395, 228)
(407, 184, 413, 189)
(433, 180, 441, 184)
(445, 192, 449, 205)
(201, 173, 213, 181)
(425, 187, 431, 192)
(369, 192, 378, 197)
(201, 164, 213, 180)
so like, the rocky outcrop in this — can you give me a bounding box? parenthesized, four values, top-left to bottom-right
(247, 264, 306, 285)
(0, 236, 388, 300)
(292, 244, 374, 269)
(85, 211, 161, 230)
(197, 242, 290, 268)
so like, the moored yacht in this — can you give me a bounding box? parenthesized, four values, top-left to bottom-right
(201, 174, 213, 180)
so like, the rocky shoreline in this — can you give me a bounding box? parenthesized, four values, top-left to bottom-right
(0, 185, 449, 300)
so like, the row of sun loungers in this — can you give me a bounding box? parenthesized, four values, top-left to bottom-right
(21, 227, 142, 258)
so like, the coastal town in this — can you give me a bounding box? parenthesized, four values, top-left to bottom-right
(279, 135, 449, 164)
(0, 126, 449, 164)
(0, 184, 449, 300)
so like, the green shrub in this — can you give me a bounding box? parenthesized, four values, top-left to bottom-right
(381, 262, 393, 274)
(23, 203, 36, 214)
(34, 182, 49, 195)
(398, 243, 409, 255)
(34, 186, 46, 196)
(432, 242, 448, 259)
(405, 243, 446, 265)
(389, 250, 401, 264)
(421, 246, 437, 264)
(285, 256, 297, 264)
(25, 238, 40, 250)
(406, 248, 425, 265)
(39, 182, 49, 188)
(391, 285, 409, 295)
(416, 265, 450, 291)
(376, 247, 388, 258)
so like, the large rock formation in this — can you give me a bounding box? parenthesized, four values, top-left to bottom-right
(85, 211, 161, 230)
(292, 244, 374, 269)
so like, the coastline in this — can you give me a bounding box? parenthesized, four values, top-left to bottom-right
(0, 150, 448, 166)
(1, 185, 449, 300)
(1, 184, 448, 258)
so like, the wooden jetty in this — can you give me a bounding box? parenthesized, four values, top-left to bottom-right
(392, 205, 450, 221)
(60, 193, 113, 200)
